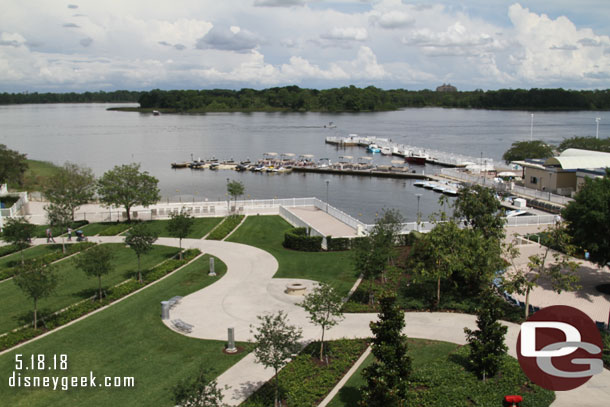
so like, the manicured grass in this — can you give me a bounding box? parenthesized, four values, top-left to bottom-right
(327, 339, 555, 407)
(9, 159, 62, 192)
(0, 245, 62, 271)
(0, 244, 179, 333)
(0, 255, 250, 407)
(31, 221, 88, 239)
(119, 218, 223, 239)
(206, 215, 245, 240)
(227, 216, 357, 296)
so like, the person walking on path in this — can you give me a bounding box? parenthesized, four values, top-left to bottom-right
(46, 228, 56, 243)
(67, 227, 72, 241)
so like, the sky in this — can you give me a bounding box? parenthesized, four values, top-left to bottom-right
(1, 0, 610, 92)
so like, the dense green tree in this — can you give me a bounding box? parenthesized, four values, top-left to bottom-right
(503, 223, 580, 318)
(44, 162, 95, 221)
(562, 169, 610, 268)
(359, 293, 411, 407)
(45, 203, 72, 253)
(73, 245, 114, 302)
(124, 223, 158, 283)
(464, 291, 508, 380)
(299, 283, 344, 361)
(251, 310, 303, 407)
(558, 136, 610, 153)
(226, 179, 245, 211)
(0, 144, 28, 186)
(172, 366, 226, 407)
(0, 217, 35, 265)
(13, 260, 58, 329)
(452, 184, 506, 240)
(168, 209, 194, 259)
(502, 140, 554, 164)
(97, 163, 160, 222)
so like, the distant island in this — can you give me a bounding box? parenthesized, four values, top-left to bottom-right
(2, 86, 610, 113)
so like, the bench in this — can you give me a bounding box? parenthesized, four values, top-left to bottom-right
(167, 296, 182, 308)
(171, 319, 194, 333)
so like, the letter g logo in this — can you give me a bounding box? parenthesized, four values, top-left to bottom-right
(517, 305, 603, 391)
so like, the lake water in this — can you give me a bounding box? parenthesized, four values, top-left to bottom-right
(1, 103, 608, 223)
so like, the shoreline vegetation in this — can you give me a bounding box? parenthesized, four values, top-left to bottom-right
(1, 86, 610, 112)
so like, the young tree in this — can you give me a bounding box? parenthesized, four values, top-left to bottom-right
(124, 223, 158, 283)
(226, 179, 245, 210)
(504, 223, 580, 318)
(172, 366, 226, 407)
(502, 140, 554, 164)
(0, 217, 35, 265)
(299, 283, 344, 361)
(0, 144, 28, 186)
(45, 202, 72, 253)
(409, 220, 464, 308)
(464, 291, 508, 380)
(452, 184, 506, 240)
(359, 293, 411, 407)
(13, 260, 58, 329)
(251, 311, 303, 407)
(562, 169, 610, 270)
(168, 209, 194, 259)
(44, 162, 95, 221)
(73, 245, 114, 302)
(97, 163, 160, 222)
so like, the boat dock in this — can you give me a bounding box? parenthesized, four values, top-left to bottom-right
(325, 135, 494, 168)
(291, 166, 427, 179)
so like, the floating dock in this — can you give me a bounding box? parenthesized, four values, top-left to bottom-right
(291, 166, 427, 179)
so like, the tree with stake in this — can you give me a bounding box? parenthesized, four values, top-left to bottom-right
(251, 311, 302, 407)
(299, 283, 344, 362)
(0, 217, 35, 265)
(172, 365, 227, 407)
(13, 260, 58, 329)
(504, 223, 580, 319)
(45, 202, 72, 254)
(359, 293, 411, 407)
(44, 162, 95, 221)
(168, 209, 194, 260)
(97, 163, 160, 222)
(464, 291, 508, 380)
(73, 245, 114, 302)
(226, 180, 244, 213)
(124, 223, 158, 283)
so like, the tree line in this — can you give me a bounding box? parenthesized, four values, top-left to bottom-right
(502, 136, 610, 163)
(2, 86, 610, 111)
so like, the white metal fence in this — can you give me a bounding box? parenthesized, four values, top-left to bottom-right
(278, 206, 328, 249)
(440, 169, 573, 205)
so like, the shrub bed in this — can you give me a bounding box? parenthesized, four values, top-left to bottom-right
(283, 227, 322, 251)
(242, 339, 368, 407)
(0, 249, 201, 351)
(206, 215, 245, 240)
(326, 236, 351, 251)
(0, 242, 95, 280)
(0, 244, 20, 258)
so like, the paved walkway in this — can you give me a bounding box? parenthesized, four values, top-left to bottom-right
(286, 206, 358, 237)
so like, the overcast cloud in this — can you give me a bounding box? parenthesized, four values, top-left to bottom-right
(0, 0, 609, 91)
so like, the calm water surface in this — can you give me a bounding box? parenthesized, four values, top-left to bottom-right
(1, 104, 608, 222)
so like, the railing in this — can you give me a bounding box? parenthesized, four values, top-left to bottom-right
(440, 169, 573, 206)
(0, 191, 29, 230)
(311, 198, 367, 232)
(278, 205, 327, 250)
(505, 215, 557, 227)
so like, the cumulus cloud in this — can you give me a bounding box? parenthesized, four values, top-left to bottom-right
(321, 27, 368, 41)
(0, 32, 27, 47)
(402, 22, 501, 56)
(196, 25, 260, 53)
(253, 0, 308, 7)
(369, 10, 414, 29)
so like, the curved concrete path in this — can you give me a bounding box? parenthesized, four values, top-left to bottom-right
(22, 235, 610, 406)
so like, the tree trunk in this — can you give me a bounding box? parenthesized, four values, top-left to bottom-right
(320, 327, 326, 361)
(524, 286, 531, 319)
(274, 368, 280, 407)
(61, 236, 66, 254)
(436, 276, 441, 308)
(137, 255, 142, 283)
(98, 275, 103, 302)
(179, 238, 183, 260)
(20, 249, 24, 266)
(125, 205, 131, 222)
(34, 297, 38, 329)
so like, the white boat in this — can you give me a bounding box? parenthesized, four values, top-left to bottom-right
(367, 144, 381, 153)
(433, 183, 447, 193)
(381, 147, 392, 155)
(152, 110, 160, 116)
(413, 180, 427, 187)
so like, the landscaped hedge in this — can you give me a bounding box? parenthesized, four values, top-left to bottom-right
(326, 236, 351, 251)
(0, 242, 95, 280)
(98, 223, 133, 236)
(0, 244, 20, 258)
(242, 339, 368, 407)
(283, 227, 322, 252)
(207, 215, 245, 240)
(0, 249, 201, 351)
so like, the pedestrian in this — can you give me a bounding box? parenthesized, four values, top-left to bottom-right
(46, 228, 51, 243)
(67, 227, 72, 241)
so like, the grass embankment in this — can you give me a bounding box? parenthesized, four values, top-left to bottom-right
(327, 339, 554, 407)
(227, 215, 357, 296)
(0, 254, 250, 407)
(8, 159, 61, 192)
(206, 215, 244, 240)
(0, 244, 179, 334)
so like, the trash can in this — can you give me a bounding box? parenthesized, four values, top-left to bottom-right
(161, 301, 170, 320)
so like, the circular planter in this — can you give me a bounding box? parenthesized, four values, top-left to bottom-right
(285, 283, 307, 296)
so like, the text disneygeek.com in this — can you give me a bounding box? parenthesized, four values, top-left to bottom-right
(7, 354, 135, 391)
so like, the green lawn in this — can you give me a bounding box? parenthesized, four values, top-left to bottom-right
(0, 244, 179, 333)
(0, 254, 250, 407)
(0, 245, 63, 271)
(124, 217, 223, 239)
(227, 215, 358, 296)
(10, 159, 61, 192)
(327, 339, 554, 407)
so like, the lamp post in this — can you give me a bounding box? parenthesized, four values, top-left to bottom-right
(548, 172, 552, 201)
(415, 193, 422, 232)
(596, 117, 601, 139)
(530, 113, 534, 141)
(325, 179, 330, 213)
